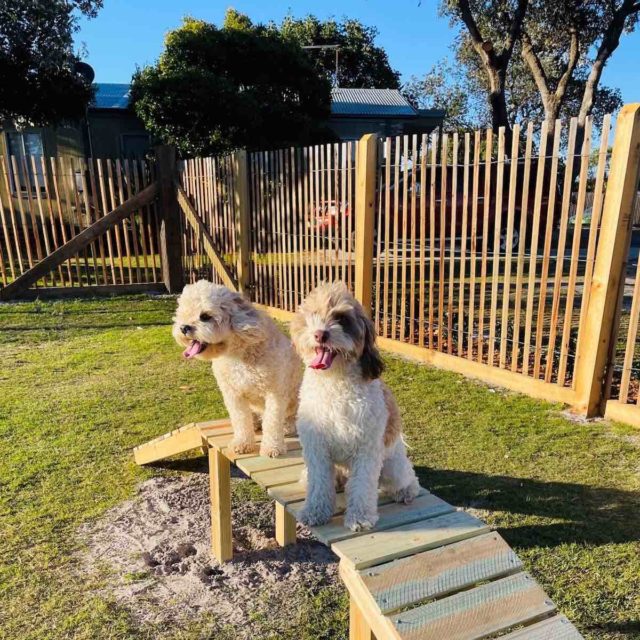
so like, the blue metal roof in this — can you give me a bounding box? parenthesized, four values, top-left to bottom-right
(330, 88, 417, 117)
(92, 83, 131, 109)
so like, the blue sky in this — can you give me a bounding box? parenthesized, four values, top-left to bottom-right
(75, 0, 640, 105)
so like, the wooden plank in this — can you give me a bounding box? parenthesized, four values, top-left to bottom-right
(545, 118, 578, 382)
(468, 131, 481, 359)
(400, 135, 409, 341)
(418, 134, 427, 347)
(574, 104, 640, 415)
(133, 424, 206, 465)
(235, 444, 304, 475)
(428, 132, 437, 349)
(488, 127, 506, 365)
(437, 134, 448, 351)
(308, 492, 453, 545)
(377, 336, 577, 405)
(496, 616, 583, 639)
(499, 124, 520, 367)
(177, 186, 238, 290)
(251, 463, 305, 489)
(533, 120, 562, 378)
(350, 596, 375, 640)
(386, 572, 556, 640)
(522, 121, 549, 375)
(361, 532, 521, 614)
(604, 397, 640, 428)
(275, 502, 297, 547)
(448, 133, 458, 354)
(511, 123, 534, 371)
(209, 447, 233, 563)
(0, 182, 158, 300)
(354, 133, 378, 314)
(478, 129, 493, 363)
(268, 481, 309, 505)
(558, 118, 593, 384)
(332, 510, 489, 570)
(392, 136, 401, 340)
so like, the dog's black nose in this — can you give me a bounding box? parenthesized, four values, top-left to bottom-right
(314, 329, 329, 344)
(180, 324, 193, 336)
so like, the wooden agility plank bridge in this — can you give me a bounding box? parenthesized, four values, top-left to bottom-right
(134, 419, 584, 640)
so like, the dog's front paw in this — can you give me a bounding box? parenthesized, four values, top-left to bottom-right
(230, 438, 258, 455)
(344, 510, 379, 532)
(298, 502, 334, 527)
(259, 441, 287, 458)
(394, 482, 421, 505)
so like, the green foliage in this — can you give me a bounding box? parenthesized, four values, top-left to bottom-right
(130, 16, 332, 156)
(0, 0, 100, 126)
(273, 14, 401, 89)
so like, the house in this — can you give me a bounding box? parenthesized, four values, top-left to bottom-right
(0, 84, 444, 194)
(328, 88, 444, 140)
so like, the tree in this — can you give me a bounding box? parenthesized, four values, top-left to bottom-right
(0, 0, 101, 126)
(274, 15, 401, 89)
(130, 17, 332, 156)
(440, 0, 637, 137)
(223, 9, 401, 89)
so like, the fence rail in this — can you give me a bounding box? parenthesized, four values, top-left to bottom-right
(2, 104, 640, 428)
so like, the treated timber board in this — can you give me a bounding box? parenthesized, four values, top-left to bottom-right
(286, 487, 428, 520)
(333, 510, 490, 569)
(134, 425, 205, 465)
(361, 532, 522, 614)
(268, 481, 309, 505)
(387, 572, 556, 640)
(235, 444, 304, 475)
(310, 492, 453, 545)
(496, 616, 583, 639)
(251, 463, 306, 489)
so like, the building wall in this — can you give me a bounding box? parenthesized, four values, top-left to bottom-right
(327, 116, 442, 141)
(85, 110, 150, 157)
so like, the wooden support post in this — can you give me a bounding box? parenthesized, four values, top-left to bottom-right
(354, 134, 378, 315)
(349, 596, 375, 640)
(209, 447, 233, 563)
(156, 145, 184, 293)
(574, 104, 640, 417)
(275, 502, 297, 547)
(233, 149, 252, 296)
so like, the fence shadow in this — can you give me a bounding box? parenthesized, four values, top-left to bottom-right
(415, 465, 639, 549)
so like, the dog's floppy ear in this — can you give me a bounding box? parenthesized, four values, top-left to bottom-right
(229, 294, 266, 344)
(359, 312, 384, 380)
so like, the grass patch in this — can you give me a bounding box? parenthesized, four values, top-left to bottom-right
(1, 295, 639, 639)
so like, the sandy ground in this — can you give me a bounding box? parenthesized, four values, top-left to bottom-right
(78, 470, 340, 636)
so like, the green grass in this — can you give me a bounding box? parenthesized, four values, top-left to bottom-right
(0, 295, 639, 639)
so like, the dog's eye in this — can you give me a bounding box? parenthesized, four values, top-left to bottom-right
(336, 314, 351, 329)
(199, 313, 212, 322)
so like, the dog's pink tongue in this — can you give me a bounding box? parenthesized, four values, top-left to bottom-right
(183, 340, 202, 359)
(310, 347, 335, 370)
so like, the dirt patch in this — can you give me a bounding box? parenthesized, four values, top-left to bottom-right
(78, 473, 340, 635)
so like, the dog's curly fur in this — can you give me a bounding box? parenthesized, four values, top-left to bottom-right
(290, 282, 420, 531)
(173, 280, 301, 457)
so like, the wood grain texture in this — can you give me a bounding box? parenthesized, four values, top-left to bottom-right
(361, 532, 522, 613)
(251, 463, 306, 489)
(387, 572, 555, 640)
(275, 502, 297, 547)
(495, 615, 583, 639)
(209, 447, 233, 563)
(332, 510, 490, 570)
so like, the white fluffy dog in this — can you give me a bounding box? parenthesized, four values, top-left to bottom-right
(290, 282, 420, 531)
(173, 280, 301, 457)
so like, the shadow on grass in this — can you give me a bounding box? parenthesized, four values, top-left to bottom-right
(416, 465, 640, 549)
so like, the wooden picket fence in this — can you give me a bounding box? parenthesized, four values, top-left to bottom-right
(2, 104, 640, 427)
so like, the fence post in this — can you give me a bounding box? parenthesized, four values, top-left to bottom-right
(354, 134, 378, 315)
(574, 103, 640, 417)
(155, 145, 184, 293)
(233, 149, 252, 296)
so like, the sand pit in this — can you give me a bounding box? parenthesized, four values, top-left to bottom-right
(79, 471, 340, 635)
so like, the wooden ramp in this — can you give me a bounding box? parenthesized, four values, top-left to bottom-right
(134, 421, 584, 640)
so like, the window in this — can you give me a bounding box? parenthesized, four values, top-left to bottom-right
(5, 130, 46, 194)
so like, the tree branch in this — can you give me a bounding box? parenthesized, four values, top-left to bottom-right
(520, 30, 551, 104)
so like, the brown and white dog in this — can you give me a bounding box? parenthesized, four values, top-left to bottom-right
(173, 280, 301, 457)
(290, 282, 420, 531)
